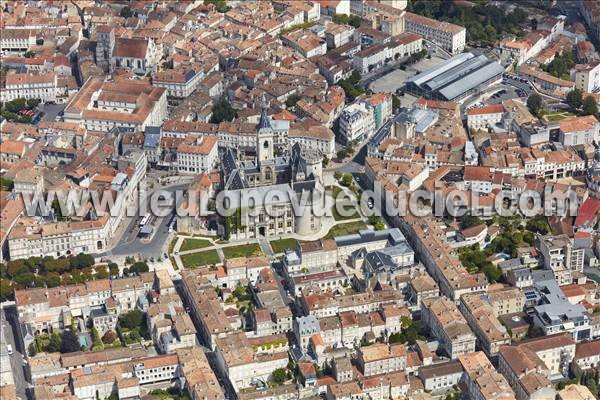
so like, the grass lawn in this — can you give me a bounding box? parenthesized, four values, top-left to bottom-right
(168, 237, 177, 254)
(325, 221, 367, 239)
(270, 238, 298, 253)
(332, 202, 359, 221)
(329, 185, 344, 199)
(180, 249, 220, 268)
(222, 243, 263, 259)
(179, 238, 212, 252)
(542, 111, 575, 122)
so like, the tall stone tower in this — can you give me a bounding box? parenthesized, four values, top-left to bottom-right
(96, 25, 114, 72)
(256, 94, 274, 164)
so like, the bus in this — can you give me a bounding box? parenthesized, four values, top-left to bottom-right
(139, 213, 151, 227)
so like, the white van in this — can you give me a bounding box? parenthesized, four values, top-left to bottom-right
(7, 344, 13, 355)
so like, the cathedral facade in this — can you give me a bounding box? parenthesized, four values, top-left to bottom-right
(221, 99, 325, 239)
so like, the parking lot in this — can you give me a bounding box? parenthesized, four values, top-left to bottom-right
(369, 54, 447, 94)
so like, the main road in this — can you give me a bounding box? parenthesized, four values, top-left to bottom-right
(102, 183, 188, 259)
(2, 305, 30, 400)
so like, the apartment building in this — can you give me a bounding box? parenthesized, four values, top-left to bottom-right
(214, 332, 288, 392)
(404, 12, 466, 54)
(558, 115, 600, 146)
(152, 68, 206, 99)
(0, 28, 37, 54)
(352, 32, 422, 74)
(176, 135, 219, 173)
(519, 65, 575, 92)
(284, 238, 338, 276)
(418, 361, 464, 394)
(8, 216, 112, 260)
(0, 72, 58, 103)
(530, 274, 591, 342)
(339, 101, 375, 144)
(539, 234, 585, 275)
(487, 287, 526, 317)
(500, 334, 576, 381)
(14, 275, 156, 333)
(64, 77, 168, 132)
(132, 354, 179, 385)
(498, 344, 556, 400)
(300, 288, 403, 319)
(459, 351, 516, 400)
(459, 293, 511, 358)
(281, 29, 327, 58)
(288, 123, 336, 159)
(325, 23, 355, 48)
(364, 93, 393, 130)
(574, 62, 600, 93)
(177, 346, 225, 399)
(467, 104, 505, 130)
(397, 214, 488, 301)
(180, 274, 234, 350)
(356, 343, 407, 376)
(572, 339, 600, 375)
(421, 297, 476, 359)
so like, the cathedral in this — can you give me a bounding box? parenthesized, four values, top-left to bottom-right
(221, 98, 325, 239)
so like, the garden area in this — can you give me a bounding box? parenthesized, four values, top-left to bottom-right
(118, 309, 150, 345)
(324, 221, 367, 239)
(332, 201, 359, 221)
(179, 238, 212, 252)
(224, 284, 253, 314)
(540, 110, 575, 122)
(270, 238, 298, 254)
(180, 249, 220, 268)
(149, 388, 191, 400)
(222, 243, 262, 259)
(388, 317, 426, 345)
(457, 214, 552, 283)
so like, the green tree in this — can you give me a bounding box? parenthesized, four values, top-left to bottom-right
(341, 173, 353, 187)
(332, 14, 349, 25)
(272, 368, 288, 384)
(482, 264, 502, 283)
(102, 330, 117, 344)
(526, 324, 544, 339)
(60, 330, 80, 353)
(129, 261, 149, 274)
(347, 15, 363, 28)
(527, 93, 543, 117)
(566, 88, 583, 110)
(582, 95, 598, 116)
(119, 6, 133, 18)
(28, 342, 37, 357)
(285, 94, 301, 109)
(45, 332, 62, 352)
(70, 253, 94, 269)
(119, 309, 145, 330)
(204, 0, 230, 12)
(526, 215, 549, 235)
(389, 332, 406, 344)
(392, 94, 401, 112)
(210, 96, 237, 123)
(0, 279, 13, 302)
(461, 215, 482, 230)
(23, 51, 35, 58)
(0, 177, 13, 190)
